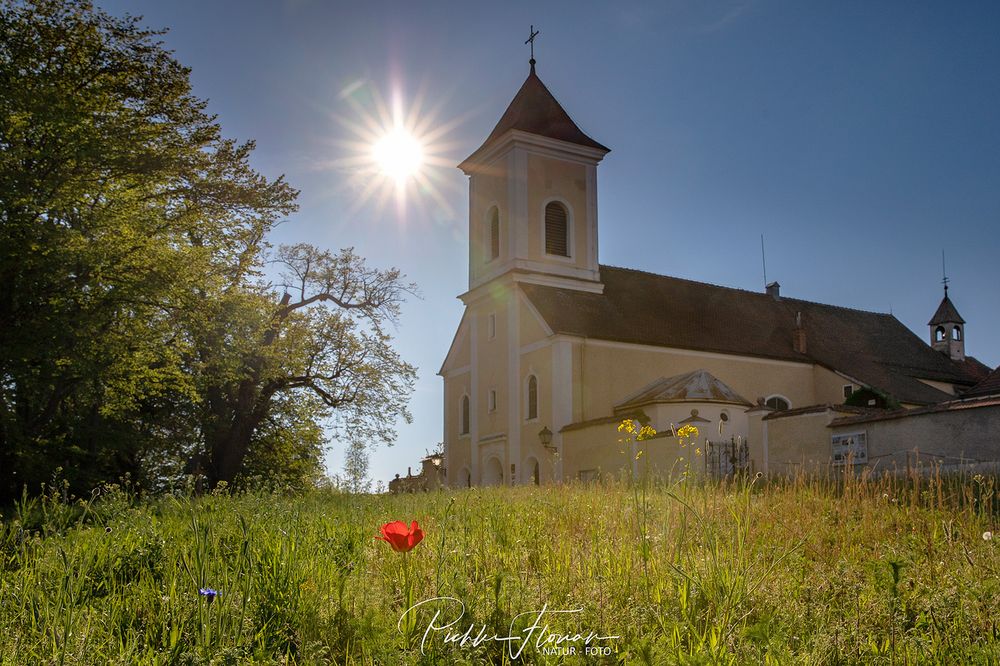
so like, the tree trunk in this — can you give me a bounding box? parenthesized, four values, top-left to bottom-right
(205, 294, 290, 487)
(209, 419, 254, 487)
(206, 377, 273, 487)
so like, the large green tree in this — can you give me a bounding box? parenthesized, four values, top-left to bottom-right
(0, 0, 415, 499)
(188, 244, 416, 488)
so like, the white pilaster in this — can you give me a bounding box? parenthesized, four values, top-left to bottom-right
(467, 175, 477, 289)
(511, 147, 530, 259)
(586, 164, 599, 273)
(470, 314, 480, 483)
(551, 338, 573, 482)
(442, 378, 450, 486)
(507, 288, 521, 484)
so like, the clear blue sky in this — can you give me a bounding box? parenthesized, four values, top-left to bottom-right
(102, 1, 1000, 486)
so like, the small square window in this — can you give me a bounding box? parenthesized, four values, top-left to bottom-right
(843, 385, 854, 399)
(488, 389, 497, 412)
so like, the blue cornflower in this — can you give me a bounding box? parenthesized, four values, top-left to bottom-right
(198, 587, 219, 603)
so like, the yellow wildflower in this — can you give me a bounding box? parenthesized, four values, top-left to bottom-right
(676, 424, 699, 440)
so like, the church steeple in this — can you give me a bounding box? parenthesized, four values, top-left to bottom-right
(466, 66, 609, 159)
(459, 59, 609, 293)
(928, 285, 966, 361)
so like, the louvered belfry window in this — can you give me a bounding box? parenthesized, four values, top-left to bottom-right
(544, 202, 569, 256)
(489, 208, 500, 260)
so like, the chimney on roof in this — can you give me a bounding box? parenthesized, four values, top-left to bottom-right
(793, 311, 807, 354)
(766, 281, 781, 300)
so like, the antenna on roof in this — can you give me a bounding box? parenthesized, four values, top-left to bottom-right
(525, 25, 540, 71)
(941, 250, 950, 296)
(760, 234, 767, 288)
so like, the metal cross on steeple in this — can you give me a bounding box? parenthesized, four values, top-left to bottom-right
(525, 25, 540, 69)
(942, 250, 950, 295)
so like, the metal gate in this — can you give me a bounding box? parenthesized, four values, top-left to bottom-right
(705, 437, 752, 478)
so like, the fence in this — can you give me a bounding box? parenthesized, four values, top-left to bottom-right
(705, 437, 752, 479)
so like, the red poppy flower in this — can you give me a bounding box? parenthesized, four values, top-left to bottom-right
(375, 520, 424, 552)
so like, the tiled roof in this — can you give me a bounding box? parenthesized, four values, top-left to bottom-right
(615, 369, 752, 410)
(928, 293, 965, 325)
(521, 266, 982, 406)
(965, 366, 1000, 399)
(957, 356, 993, 383)
(560, 411, 647, 433)
(472, 67, 609, 155)
(829, 395, 1000, 427)
(761, 404, 880, 421)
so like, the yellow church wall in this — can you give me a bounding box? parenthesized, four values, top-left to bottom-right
(562, 422, 630, 481)
(442, 372, 472, 487)
(448, 438, 472, 487)
(764, 410, 839, 475)
(812, 365, 856, 405)
(475, 299, 508, 438)
(519, 342, 554, 481)
(518, 441, 555, 483)
(440, 311, 471, 488)
(747, 410, 768, 474)
(468, 158, 509, 285)
(441, 318, 470, 375)
(444, 313, 894, 486)
(575, 340, 818, 422)
(639, 434, 705, 480)
(562, 423, 705, 482)
(526, 154, 589, 268)
(518, 293, 551, 342)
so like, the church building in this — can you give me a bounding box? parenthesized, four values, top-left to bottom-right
(438, 60, 994, 486)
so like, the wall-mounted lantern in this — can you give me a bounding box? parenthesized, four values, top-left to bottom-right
(538, 426, 556, 452)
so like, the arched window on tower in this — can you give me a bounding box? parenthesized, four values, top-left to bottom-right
(460, 395, 470, 435)
(544, 202, 569, 256)
(526, 375, 538, 420)
(952, 326, 962, 341)
(488, 207, 500, 261)
(935, 326, 946, 342)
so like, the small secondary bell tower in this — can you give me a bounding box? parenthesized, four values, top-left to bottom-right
(928, 273, 966, 362)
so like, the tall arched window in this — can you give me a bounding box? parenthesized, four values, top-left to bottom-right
(935, 326, 946, 342)
(526, 375, 538, 420)
(488, 207, 500, 261)
(460, 395, 470, 435)
(952, 326, 962, 341)
(544, 202, 569, 256)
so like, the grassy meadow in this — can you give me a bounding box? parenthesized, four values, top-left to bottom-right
(1, 471, 998, 665)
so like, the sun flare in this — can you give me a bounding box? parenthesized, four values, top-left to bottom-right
(329, 78, 466, 221)
(373, 128, 423, 183)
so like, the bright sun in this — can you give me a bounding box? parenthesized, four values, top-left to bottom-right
(330, 79, 461, 220)
(373, 128, 423, 183)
